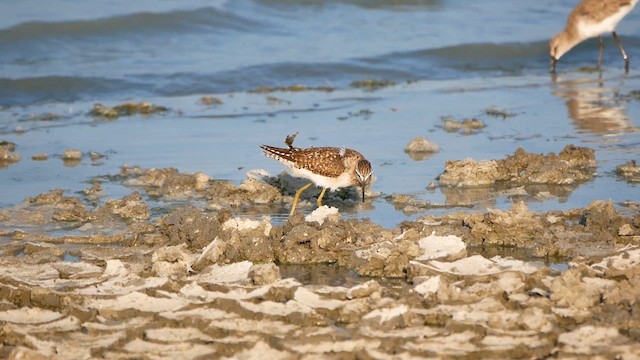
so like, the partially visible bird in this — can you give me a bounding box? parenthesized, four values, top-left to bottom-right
(549, 0, 639, 72)
(260, 135, 373, 216)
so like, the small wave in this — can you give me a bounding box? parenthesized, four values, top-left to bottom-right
(0, 76, 136, 106)
(4, 38, 637, 107)
(364, 41, 551, 77)
(255, 0, 441, 11)
(360, 37, 640, 76)
(0, 7, 265, 43)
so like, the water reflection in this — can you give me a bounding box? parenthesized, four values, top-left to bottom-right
(551, 75, 638, 135)
(438, 182, 580, 209)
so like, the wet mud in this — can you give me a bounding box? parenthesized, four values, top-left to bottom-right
(89, 102, 169, 119)
(441, 116, 486, 134)
(1, 152, 640, 358)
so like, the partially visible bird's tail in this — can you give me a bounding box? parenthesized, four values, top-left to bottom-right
(260, 145, 295, 163)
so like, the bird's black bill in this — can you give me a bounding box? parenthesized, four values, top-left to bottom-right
(550, 57, 557, 73)
(361, 186, 365, 203)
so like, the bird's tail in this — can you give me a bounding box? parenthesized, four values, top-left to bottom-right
(260, 145, 296, 163)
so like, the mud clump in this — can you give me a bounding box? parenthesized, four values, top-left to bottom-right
(462, 201, 552, 253)
(119, 165, 284, 209)
(616, 160, 640, 182)
(0, 141, 21, 166)
(438, 144, 596, 187)
(31, 153, 48, 161)
(275, 213, 398, 275)
(484, 105, 517, 119)
(350, 79, 396, 90)
(389, 194, 468, 215)
(441, 116, 485, 134)
(249, 85, 335, 93)
(98, 192, 150, 222)
(62, 149, 82, 161)
(199, 96, 223, 105)
(121, 165, 211, 199)
(90, 102, 168, 119)
(0, 141, 16, 152)
(158, 206, 226, 250)
(207, 177, 283, 209)
(62, 149, 82, 167)
(25, 189, 94, 224)
(404, 137, 439, 161)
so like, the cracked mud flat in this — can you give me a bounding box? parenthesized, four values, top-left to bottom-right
(1, 145, 640, 359)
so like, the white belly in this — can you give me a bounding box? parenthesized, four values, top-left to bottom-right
(289, 166, 354, 190)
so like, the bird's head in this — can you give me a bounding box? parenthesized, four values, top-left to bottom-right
(549, 32, 576, 72)
(355, 159, 373, 202)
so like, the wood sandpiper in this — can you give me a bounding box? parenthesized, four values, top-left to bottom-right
(260, 134, 373, 216)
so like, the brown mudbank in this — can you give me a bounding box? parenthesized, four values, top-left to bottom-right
(413, 200, 639, 258)
(438, 144, 596, 187)
(1, 223, 640, 358)
(2, 165, 640, 358)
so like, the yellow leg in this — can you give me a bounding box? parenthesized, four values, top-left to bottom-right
(316, 187, 327, 208)
(290, 182, 313, 216)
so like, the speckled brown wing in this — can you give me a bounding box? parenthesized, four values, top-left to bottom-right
(290, 147, 350, 178)
(261, 145, 362, 178)
(571, 0, 634, 23)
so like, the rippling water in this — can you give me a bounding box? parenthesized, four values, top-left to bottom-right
(2, 0, 638, 105)
(1, 0, 640, 227)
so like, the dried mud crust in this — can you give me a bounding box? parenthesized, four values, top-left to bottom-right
(1, 208, 640, 358)
(1, 166, 640, 358)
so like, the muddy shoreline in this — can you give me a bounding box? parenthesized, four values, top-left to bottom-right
(1, 141, 639, 358)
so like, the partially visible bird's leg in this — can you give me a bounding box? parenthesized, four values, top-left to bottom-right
(598, 35, 604, 69)
(290, 182, 313, 216)
(612, 31, 630, 72)
(316, 187, 327, 207)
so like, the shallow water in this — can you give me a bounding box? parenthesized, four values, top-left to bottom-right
(1, 0, 640, 229)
